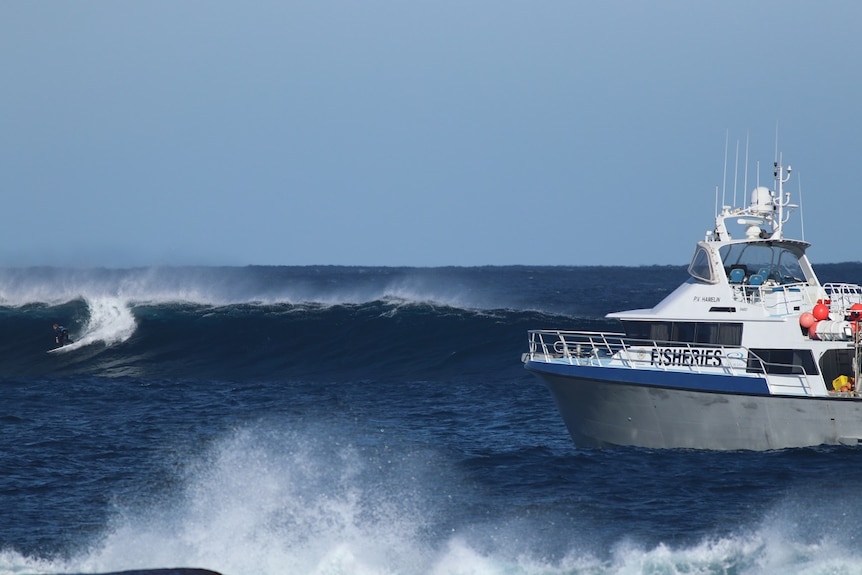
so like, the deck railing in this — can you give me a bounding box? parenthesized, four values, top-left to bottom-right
(824, 283, 862, 316)
(729, 281, 812, 314)
(525, 329, 814, 395)
(726, 282, 862, 317)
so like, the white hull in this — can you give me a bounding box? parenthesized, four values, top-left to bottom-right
(533, 367, 862, 450)
(523, 158, 862, 450)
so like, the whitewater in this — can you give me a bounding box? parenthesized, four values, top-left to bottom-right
(3, 264, 862, 575)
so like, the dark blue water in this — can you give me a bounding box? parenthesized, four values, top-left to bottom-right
(3, 264, 862, 575)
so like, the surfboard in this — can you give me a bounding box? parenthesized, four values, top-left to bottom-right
(47, 340, 75, 353)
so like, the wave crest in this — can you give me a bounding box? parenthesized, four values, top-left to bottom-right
(56, 297, 137, 352)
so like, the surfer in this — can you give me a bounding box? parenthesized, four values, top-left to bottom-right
(53, 323, 71, 347)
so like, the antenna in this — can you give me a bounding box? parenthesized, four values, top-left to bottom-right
(733, 140, 739, 208)
(722, 131, 728, 209)
(743, 132, 750, 205)
(797, 175, 805, 242)
(774, 123, 779, 165)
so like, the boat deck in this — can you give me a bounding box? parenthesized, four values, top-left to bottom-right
(524, 329, 861, 398)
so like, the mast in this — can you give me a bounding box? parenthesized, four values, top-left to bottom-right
(773, 156, 792, 240)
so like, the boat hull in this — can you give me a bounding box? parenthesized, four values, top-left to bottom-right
(526, 362, 862, 450)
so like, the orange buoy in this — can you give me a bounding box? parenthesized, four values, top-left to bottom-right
(799, 311, 816, 328)
(813, 303, 830, 321)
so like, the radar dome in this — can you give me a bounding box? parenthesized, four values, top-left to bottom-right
(749, 187, 774, 216)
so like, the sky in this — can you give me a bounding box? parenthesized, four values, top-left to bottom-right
(2, 1, 861, 268)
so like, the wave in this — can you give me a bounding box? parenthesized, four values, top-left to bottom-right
(48, 297, 137, 353)
(2, 426, 861, 575)
(0, 266, 525, 308)
(2, 266, 651, 379)
(2, 263, 858, 309)
(0, 297, 591, 380)
(0, 265, 693, 310)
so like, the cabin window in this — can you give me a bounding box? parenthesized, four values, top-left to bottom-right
(688, 246, 715, 283)
(673, 322, 696, 342)
(719, 242, 807, 284)
(622, 321, 742, 346)
(746, 348, 818, 375)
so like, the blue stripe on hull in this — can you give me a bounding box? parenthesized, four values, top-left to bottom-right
(524, 361, 770, 395)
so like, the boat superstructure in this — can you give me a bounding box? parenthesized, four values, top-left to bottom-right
(523, 160, 862, 450)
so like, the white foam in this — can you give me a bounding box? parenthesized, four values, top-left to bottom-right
(5, 427, 861, 575)
(47, 427, 429, 575)
(51, 297, 137, 352)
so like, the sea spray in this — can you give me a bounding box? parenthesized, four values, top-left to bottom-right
(6, 266, 862, 575)
(50, 297, 137, 352)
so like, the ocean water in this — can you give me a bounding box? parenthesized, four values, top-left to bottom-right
(3, 264, 862, 575)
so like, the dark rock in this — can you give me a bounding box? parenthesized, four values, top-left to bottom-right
(58, 569, 222, 575)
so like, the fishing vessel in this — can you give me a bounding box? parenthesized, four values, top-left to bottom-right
(523, 159, 862, 450)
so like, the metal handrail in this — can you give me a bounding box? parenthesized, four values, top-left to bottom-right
(526, 329, 813, 394)
(728, 280, 815, 313)
(824, 283, 862, 316)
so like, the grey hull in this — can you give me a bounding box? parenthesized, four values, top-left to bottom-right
(532, 368, 862, 450)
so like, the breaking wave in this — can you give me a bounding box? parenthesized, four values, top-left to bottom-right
(2, 425, 862, 575)
(1, 265, 642, 379)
